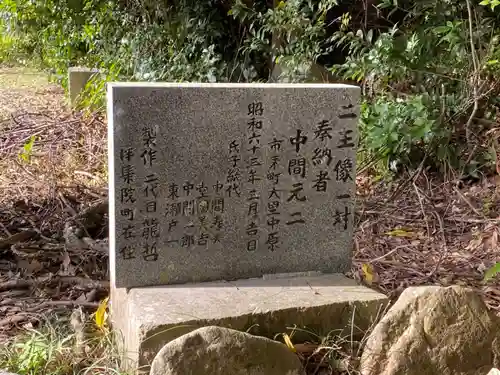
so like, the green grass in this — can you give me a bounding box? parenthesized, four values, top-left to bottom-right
(0, 311, 130, 375)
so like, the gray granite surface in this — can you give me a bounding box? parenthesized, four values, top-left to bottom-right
(107, 83, 360, 288)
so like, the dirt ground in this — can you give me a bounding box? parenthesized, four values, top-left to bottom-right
(1, 65, 500, 346)
(0, 67, 108, 342)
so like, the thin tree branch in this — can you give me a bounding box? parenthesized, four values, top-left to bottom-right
(465, 0, 480, 148)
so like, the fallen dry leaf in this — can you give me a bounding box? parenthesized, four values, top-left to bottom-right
(362, 263, 375, 285)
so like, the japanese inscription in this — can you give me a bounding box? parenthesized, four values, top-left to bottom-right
(119, 146, 137, 260)
(140, 127, 159, 261)
(110, 83, 359, 288)
(245, 102, 265, 252)
(265, 134, 284, 252)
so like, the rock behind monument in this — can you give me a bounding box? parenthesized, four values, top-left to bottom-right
(149, 326, 305, 375)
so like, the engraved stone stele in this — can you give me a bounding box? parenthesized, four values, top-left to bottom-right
(107, 82, 389, 374)
(109, 82, 360, 289)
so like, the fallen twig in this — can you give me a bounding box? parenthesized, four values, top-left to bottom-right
(0, 222, 12, 237)
(0, 314, 32, 328)
(445, 217, 500, 224)
(413, 182, 431, 236)
(57, 276, 109, 290)
(0, 280, 33, 293)
(427, 210, 449, 279)
(0, 230, 38, 249)
(27, 300, 100, 311)
(0, 276, 108, 294)
(453, 186, 488, 219)
(368, 245, 415, 263)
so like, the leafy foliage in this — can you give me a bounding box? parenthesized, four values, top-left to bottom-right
(0, 312, 129, 375)
(18, 135, 36, 164)
(359, 95, 437, 173)
(332, 0, 500, 175)
(229, 0, 338, 82)
(480, 0, 500, 11)
(1, 0, 500, 177)
(484, 262, 500, 282)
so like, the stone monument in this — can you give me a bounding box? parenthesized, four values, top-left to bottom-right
(68, 67, 100, 107)
(107, 82, 388, 372)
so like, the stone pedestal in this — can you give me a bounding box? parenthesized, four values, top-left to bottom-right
(110, 273, 388, 373)
(68, 67, 100, 107)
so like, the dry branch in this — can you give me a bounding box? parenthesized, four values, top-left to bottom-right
(0, 230, 38, 249)
(0, 314, 32, 328)
(0, 280, 33, 293)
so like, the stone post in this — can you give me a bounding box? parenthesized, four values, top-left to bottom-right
(68, 67, 100, 107)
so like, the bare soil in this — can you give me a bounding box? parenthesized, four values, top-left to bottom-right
(0, 67, 108, 342)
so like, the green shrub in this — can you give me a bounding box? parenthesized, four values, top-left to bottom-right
(332, 0, 500, 176)
(1, 0, 500, 177)
(359, 95, 438, 174)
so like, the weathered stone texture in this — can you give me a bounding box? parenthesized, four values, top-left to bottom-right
(108, 83, 360, 288)
(149, 326, 305, 375)
(360, 285, 500, 375)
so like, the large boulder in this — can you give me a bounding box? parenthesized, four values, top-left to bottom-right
(360, 285, 500, 375)
(149, 326, 305, 375)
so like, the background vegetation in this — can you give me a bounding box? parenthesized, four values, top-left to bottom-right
(1, 0, 499, 177)
(2, 2, 500, 373)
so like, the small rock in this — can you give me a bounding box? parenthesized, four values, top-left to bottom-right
(360, 285, 500, 375)
(0, 370, 20, 375)
(150, 326, 305, 375)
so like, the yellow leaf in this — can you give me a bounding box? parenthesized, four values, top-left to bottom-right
(385, 228, 414, 237)
(283, 333, 296, 352)
(95, 297, 109, 329)
(277, 1, 286, 9)
(362, 263, 374, 285)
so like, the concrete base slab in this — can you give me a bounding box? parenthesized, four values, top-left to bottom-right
(110, 273, 389, 374)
